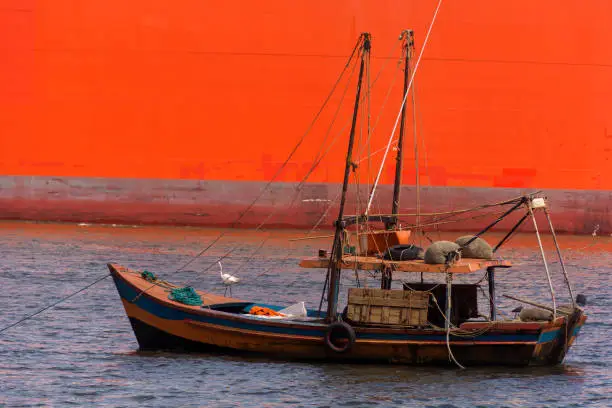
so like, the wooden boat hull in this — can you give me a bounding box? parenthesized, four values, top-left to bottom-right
(109, 264, 586, 366)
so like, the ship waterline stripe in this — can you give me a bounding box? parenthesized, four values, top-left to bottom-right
(0, 176, 610, 234)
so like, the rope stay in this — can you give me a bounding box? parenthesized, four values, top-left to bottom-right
(129, 35, 364, 299)
(343, 192, 535, 229)
(131, 35, 375, 302)
(366, 0, 444, 215)
(173, 34, 365, 275)
(529, 204, 557, 320)
(544, 208, 576, 308)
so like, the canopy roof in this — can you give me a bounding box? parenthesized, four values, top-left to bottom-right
(299, 256, 511, 274)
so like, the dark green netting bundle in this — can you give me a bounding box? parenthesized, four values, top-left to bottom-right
(169, 286, 203, 306)
(141, 270, 157, 281)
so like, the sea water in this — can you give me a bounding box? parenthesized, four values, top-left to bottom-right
(0, 222, 610, 407)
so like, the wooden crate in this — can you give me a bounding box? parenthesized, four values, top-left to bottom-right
(346, 288, 429, 327)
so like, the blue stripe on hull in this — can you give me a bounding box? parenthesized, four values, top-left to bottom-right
(113, 275, 541, 344)
(538, 328, 561, 344)
(114, 275, 327, 337)
(536, 318, 586, 345)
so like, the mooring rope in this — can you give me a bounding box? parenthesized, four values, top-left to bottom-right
(444, 272, 466, 369)
(0, 273, 111, 336)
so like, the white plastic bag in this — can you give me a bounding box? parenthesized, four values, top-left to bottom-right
(278, 301, 307, 317)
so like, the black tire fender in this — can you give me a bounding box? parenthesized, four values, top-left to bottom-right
(324, 321, 356, 353)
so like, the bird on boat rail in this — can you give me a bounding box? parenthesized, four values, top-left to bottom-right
(218, 261, 240, 296)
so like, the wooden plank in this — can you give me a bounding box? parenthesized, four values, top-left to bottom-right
(350, 288, 428, 300)
(349, 291, 428, 307)
(349, 296, 428, 308)
(347, 304, 428, 326)
(299, 256, 511, 273)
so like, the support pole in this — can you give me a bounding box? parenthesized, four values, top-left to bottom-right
(381, 266, 393, 290)
(544, 208, 576, 308)
(389, 30, 414, 228)
(487, 266, 496, 321)
(528, 205, 557, 320)
(445, 272, 453, 330)
(493, 211, 530, 253)
(326, 33, 370, 323)
(461, 199, 525, 249)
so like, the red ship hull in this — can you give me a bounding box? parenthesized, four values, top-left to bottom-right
(1, 1, 610, 233)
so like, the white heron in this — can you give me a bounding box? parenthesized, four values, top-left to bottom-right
(218, 261, 240, 296)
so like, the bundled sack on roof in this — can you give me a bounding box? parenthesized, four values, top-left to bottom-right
(382, 244, 424, 261)
(455, 235, 493, 259)
(519, 308, 552, 322)
(424, 241, 460, 264)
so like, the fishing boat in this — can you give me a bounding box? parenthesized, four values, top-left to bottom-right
(108, 32, 587, 367)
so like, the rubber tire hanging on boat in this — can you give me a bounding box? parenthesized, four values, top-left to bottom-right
(324, 321, 356, 353)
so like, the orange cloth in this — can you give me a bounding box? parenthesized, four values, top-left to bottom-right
(249, 306, 285, 317)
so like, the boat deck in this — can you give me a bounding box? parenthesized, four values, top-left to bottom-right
(110, 264, 244, 308)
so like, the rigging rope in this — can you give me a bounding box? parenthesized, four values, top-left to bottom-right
(349, 193, 529, 219)
(131, 38, 378, 304)
(130, 36, 368, 301)
(173, 35, 364, 274)
(366, 0, 444, 214)
(309, 45, 362, 168)
(304, 39, 403, 192)
(445, 272, 466, 369)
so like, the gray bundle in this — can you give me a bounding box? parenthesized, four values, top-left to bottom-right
(424, 241, 460, 264)
(519, 308, 553, 322)
(455, 235, 493, 259)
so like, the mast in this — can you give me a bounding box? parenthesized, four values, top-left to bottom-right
(389, 30, 415, 229)
(326, 33, 370, 323)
